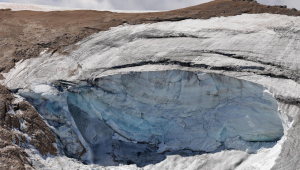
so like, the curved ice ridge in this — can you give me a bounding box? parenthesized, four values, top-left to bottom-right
(19, 70, 284, 165)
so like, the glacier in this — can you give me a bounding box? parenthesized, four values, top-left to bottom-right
(16, 69, 285, 166)
(3, 13, 300, 169)
(68, 71, 283, 147)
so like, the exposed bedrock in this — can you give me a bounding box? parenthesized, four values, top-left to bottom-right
(17, 70, 285, 166)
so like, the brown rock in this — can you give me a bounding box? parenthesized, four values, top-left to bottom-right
(0, 86, 57, 168)
(18, 101, 57, 155)
(0, 127, 33, 170)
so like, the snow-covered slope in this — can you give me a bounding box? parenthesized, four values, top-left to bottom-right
(3, 13, 300, 169)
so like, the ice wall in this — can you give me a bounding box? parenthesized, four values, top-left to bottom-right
(19, 70, 284, 166)
(69, 70, 283, 148)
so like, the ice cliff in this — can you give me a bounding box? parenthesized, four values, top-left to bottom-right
(3, 13, 300, 169)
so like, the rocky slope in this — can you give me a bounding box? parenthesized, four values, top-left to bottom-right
(1, 0, 300, 169)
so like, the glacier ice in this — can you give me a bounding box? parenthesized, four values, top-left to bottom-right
(71, 70, 283, 144)
(17, 69, 284, 166)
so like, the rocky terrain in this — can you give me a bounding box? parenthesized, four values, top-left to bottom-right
(1, 0, 300, 169)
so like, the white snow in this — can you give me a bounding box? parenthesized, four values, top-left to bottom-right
(33, 84, 52, 94)
(25, 138, 284, 170)
(0, 2, 76, 11)
(0, 2, 157, 13)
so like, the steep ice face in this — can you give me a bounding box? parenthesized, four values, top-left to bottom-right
(67, 71, 283, 151)
(19, 69, 284, 166)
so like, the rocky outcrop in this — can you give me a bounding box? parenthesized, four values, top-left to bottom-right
(0, 84, 57, 169)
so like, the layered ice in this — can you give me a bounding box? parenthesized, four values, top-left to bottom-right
(70, 70, 283, 148)
(18, 69, 284, 166)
